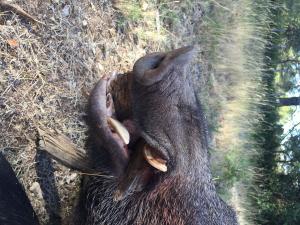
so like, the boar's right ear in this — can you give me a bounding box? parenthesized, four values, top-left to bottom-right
(38, 127, 96, 173)
(133, 46, 195, 86)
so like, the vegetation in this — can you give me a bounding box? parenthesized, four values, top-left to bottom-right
(196, 1, 272, 224)
(1, 0, 299, 224)
(250, 1, 300, 224)
(115, 0, 180, 44)
(116, 0, 299, 224)
(191, 0, 300, 223)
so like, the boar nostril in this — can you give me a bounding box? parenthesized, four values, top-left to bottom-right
(150, 56, 165, 69)
(133, 53, 166, 85)
(133, 46, 195, 86)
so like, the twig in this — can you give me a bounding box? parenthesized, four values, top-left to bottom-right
(210, 0, 231, 11)
(280, 121, 300, 143)
(0, 0, 45, 25)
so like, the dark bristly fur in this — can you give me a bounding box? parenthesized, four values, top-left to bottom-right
(0, 153, 39, 225)
(76, 46, 238, 225)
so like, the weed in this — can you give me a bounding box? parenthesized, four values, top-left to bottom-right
(197, 0, 273, 224)
(115, 0, 182, 44)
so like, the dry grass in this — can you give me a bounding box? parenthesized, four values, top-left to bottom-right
(0, 0, 270, 224)
(115, 0, 167, 43)
(0, 0, 204, 224)
(0, 0, 159, 223)
(201, 0, 272, 224)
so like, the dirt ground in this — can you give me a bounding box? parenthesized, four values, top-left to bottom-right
(0, 0, 207, 224)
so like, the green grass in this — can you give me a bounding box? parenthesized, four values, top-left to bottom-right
(115, 0, 179, 44)
(197, 0, 273, 224)
(117, 1, 274, 224)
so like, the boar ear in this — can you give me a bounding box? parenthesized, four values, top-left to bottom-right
(38, 127, 96, 173)
(133, 46, 195, 86)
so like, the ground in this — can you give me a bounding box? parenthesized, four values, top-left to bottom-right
(0, 1, 207, 224)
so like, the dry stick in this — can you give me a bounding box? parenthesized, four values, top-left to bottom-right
(0, 0, 45, 25)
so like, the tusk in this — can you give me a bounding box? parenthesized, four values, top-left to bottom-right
(143, 145, 167, 172)
(108, 117, 130, 145)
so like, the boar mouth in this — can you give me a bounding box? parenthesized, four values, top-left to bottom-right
(89, 46, 195, 200)
(89, 72, 168, 200)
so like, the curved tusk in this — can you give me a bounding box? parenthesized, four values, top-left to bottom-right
(143, 145, 167, 172)
(107, 117, 130, 145)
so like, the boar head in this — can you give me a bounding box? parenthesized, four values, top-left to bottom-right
(87, 46, 212, 199)
(39, 46, 238, 225)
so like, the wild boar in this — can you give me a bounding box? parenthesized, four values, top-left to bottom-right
(0, 46, 238, 225)
(63, 46, 238, 225)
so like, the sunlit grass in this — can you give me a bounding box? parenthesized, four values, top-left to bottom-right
(200, 0, 273, 224)
(115, 0, 172, 44)
(118, 0, 273, 224)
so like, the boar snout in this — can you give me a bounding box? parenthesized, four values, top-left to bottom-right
(133, 46, 195, 86)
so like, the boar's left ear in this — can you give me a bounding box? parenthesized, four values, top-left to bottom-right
(133, 52, 166, 85)
(133, 46, 195, 86)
